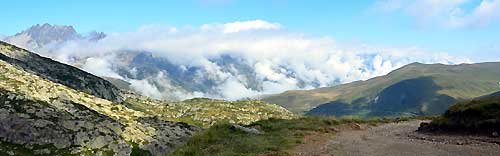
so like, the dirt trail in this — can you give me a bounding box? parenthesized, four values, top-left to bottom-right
(293, 120, 500, 156)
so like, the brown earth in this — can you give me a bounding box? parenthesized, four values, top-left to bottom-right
(291, 120, 500, 156)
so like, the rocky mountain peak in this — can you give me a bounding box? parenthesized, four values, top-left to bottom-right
(4, 23, 81, 50)
(22, 23, 80, 43)
(87, 31, 107, 41)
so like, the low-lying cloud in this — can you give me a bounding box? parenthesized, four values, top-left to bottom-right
(22, 20, 471, 100)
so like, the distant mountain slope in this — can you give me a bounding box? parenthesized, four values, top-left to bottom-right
(419, 93, 500, 135)
(263, 62, 500, 117)
(4, 23, 471, 101)
(103, 76, 132, 91)
(0, 41, 122, 102)
(477, 91, 500, 100)
(111, 52, 264, 100)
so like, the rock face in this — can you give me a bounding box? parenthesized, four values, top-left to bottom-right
(0, 89, 131, 155)
(3, 23, 80, 50)
(0, 42, 200, 155)
(0, 41, 123, 103)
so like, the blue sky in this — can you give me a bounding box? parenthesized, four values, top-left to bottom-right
(2, 0, 500, 61)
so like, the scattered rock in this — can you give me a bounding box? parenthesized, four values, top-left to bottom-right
(34, 148, 51, 155)
(230, 125, 261, 134)
(351, 123, 362, 130)
(90, 136, 107, 149)
(492, 132, 499, 137)
(417, 122, 431, 131)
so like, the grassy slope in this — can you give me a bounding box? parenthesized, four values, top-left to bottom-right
(263, 62, 500, 115)
(123, 94, 296, 128)
(171, 116, 432, 156)
(172, 117, 336, 156)
(0, 41, 122, 102)
(103, 72, 297, 128)
(425, 92, 500, 133)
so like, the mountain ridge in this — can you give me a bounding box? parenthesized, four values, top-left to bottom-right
(3, 23, 470, 101)
(0, 41, 123, 102)
(263, 62, 500, 117)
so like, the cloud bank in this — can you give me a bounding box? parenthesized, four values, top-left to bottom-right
(35, 20, 470, 100)
(372, 0, 500, 28)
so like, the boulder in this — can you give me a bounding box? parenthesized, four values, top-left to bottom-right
(230, 125, 261, 135)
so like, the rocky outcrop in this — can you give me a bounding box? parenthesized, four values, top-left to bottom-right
(0, 45, 200, 155)
(124, 93, 296, 127)
(0, 89, 131, 155)
(230, 125, 261, 134)
(0, 41, 123, 103)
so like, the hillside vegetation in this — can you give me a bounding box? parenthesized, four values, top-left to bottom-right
(263, 62, 500, 117)
(104, 76, 296, 128)
(420, 91, 500, 134)
(0, 41, 122, 102)
(171, 116, 429, 156)
(123, 93, 295, 128)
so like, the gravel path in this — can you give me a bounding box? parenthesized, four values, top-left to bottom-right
(295, 120, 500, 156)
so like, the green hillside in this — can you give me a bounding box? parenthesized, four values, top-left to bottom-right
(420, 91, 500, 134)
(263, 62, 500, 117)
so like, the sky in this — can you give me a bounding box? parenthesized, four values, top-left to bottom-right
(2, 0, 500, 61)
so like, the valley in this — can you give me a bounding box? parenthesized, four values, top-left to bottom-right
(0, 39, 499, 155)
(2, 1, 500, 155)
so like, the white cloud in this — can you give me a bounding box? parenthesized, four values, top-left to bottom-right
(81, 57, 123, 79)
(32, 20, 470, 100)
(221, 20, 282, 33)
(372, 0, 500, 28)
(449, 0, 500, 27)
(218, 77, 261, 100)
(128, 79, 163, 99)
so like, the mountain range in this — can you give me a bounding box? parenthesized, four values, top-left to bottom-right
(263, 62, 500, 117)
(2, 23, 469, 101)
(3, 24, 500, 119)
(1, 23, 500, 155)
(3, 23, 105, 51)
(2, 24, 282, 100)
